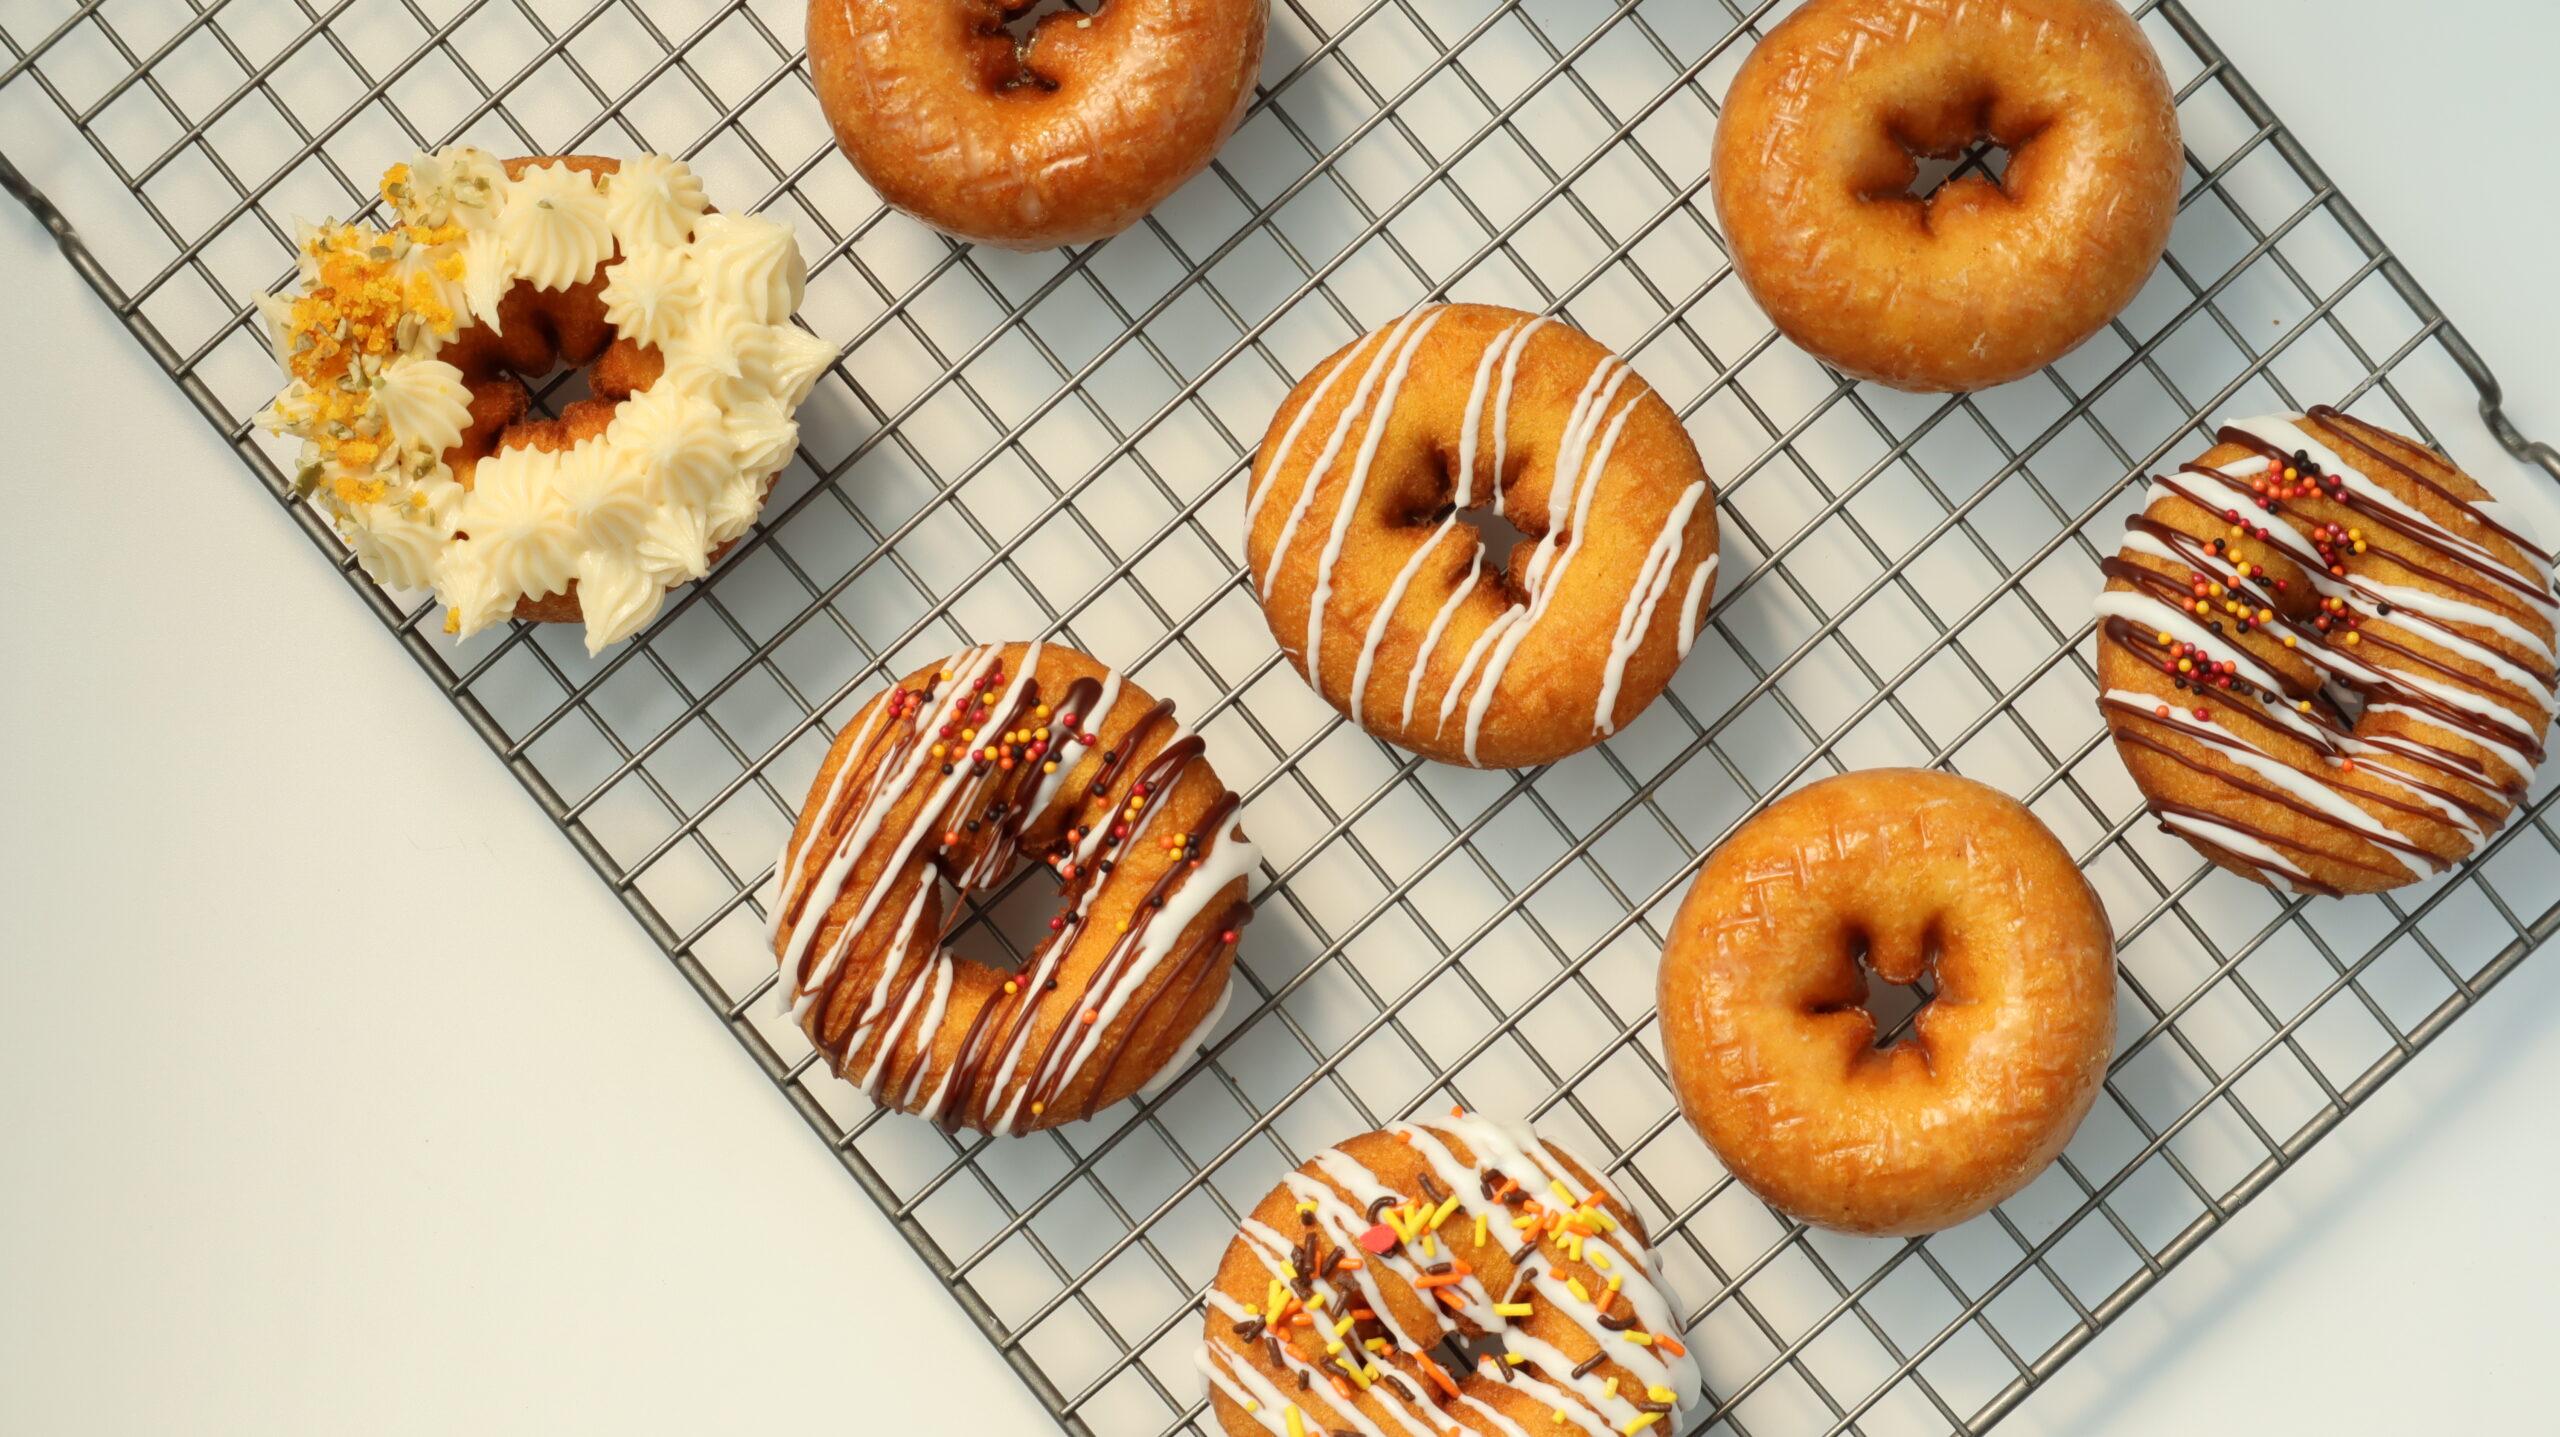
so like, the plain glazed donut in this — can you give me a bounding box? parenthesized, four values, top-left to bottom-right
(1657, 770, 2115, 1236)
(1195, 1113, 1702, 1437)
(769, 641, 1259, 1135)
(1245, 304, 1721, 769)
(807, 0, 1267, 250)
(2096, 408, 2558, 896)
(1712, 0, 2182, 392)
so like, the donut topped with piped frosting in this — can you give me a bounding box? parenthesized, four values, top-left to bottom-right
(254, 147, 837, 653)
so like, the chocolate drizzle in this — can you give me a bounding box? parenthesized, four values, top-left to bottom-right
(2098, 413, 2557, 892)
(772, 646, 1256, 1135)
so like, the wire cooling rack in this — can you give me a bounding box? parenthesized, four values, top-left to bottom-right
(8, 0, 2559, 1431)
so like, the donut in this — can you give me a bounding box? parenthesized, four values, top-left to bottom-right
(768, 641, 1258, 1135)
(807, 0, 1266, 250)
(1657, 769, 2115, 1236)
(1195, 1112, 1702, 1437)
(255, 148, 836, 652)
(2096, 408, 2559, 896)
(1244, 304, 1721, 769)
(1712, 0, 2182, 392)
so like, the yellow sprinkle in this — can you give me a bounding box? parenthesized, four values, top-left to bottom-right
(1589, 1250, 1613, 1272)
(1626, 1332, 1655, 1347)
(1553, 1412, 1569, 1425)
(1608, 1275, 1623, 1293)
(1506, 1353, 1526, 1365)
(1325, 1341, 1343, 1356)
(1244, 1400, 1259, 1413)
(1336, 1357, 1371, 1390)
(1474, 1214, 1489, 1247)
(1366, 1338, 1389, 1353)
(1512, 1213, 1540, 1231)
(1286, 1407, 1307, 1437)
(1647, 1387, 1677, 1404)
(1307, 1292, 1328, 1312)
(1568, 1278, 1592, 1303)
(1570, 1236, 1585, 1263)
(1279, 1262, 1298, 1281)
(1431, 1195, 1463, 1231)
(1603, 1377, 1619, 1400)
(1333, 1315, 1354, 1338)
(1297, 1200, 1318, 1215)
(1494, 1302, 1535, 1317)
(1550, 1181, 1576, 1206)
(1030, 1102, 1044, 1115)
(1621, 1417, 1663, 1435)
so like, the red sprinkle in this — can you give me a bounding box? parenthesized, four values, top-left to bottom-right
(1359, 1223, 1399, 1255)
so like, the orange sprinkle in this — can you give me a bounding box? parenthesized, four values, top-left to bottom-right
(1656, 1337, 1687, 1358)
(1418, 1356, 1462, 1400)
(1396, 1131, 1412, 1144)
(1432, 1286, 1468, 1311)
(1448, 1104, 1464, 1118)
(1410, 1272, 1466, 1290)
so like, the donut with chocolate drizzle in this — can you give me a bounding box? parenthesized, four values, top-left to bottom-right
(2095, 408, 2557, 895)
(768, 641, 1257, 1134)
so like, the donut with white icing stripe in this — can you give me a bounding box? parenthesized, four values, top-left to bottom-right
(256, 149, 835, 654)
(770, 642, 1257, 1135)
(1197, 1115, 1701, 1437)
(2096, 408, 2558, 896)
(1245, 305, 1721, 769)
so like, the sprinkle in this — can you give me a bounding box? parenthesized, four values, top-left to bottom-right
(1358, 1224, 1398, 1255)
(1567, 1278, 1592, 1304)
(1656, 1337, 1686, 1358)
(1474, 1214, 1489, 1248)
(1285, 1407, 1306, 1437)
(1603, 1378, 1619, 1400)
(1430, 1195, 1463, 1231)
(1646, 1387, 1676, 1404)
(1494, 1302, 1535, 1317)
(1625, 1332, 1655, 1347)
(1589, 1250, 1613, 1272)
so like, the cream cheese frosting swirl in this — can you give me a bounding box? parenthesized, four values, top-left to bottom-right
(254, 147, 837, 653)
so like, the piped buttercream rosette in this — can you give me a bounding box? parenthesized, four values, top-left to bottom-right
(254, 147, 836, 653)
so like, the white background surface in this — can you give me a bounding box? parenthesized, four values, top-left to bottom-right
(5, 1, 2557, 1432)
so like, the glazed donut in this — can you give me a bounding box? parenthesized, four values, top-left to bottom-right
(1196, 1113, 1702, 1437)
(2096, 408, 2558, 896)
(768, 641, 1258, 1135)
(807, 0, 1266, 250)
(1245, 304, 1721, 769)
(256, 148, 834, 652)
(1657, 770, 2115, 1236)
(1712, 0, 2182, 392)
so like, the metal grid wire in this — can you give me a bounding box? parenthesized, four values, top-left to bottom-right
(7, 0, 2558, 1431)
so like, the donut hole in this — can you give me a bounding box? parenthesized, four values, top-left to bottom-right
(1901, 138, 2011, 203)
(1413, 494, 1540, 604)
(1810, 929, 1940, 1052)
(987, 0, 1100, 90)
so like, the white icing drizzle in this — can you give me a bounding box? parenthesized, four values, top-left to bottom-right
(772, 645, 1257, 1131)
(255, 147, 822, 654)
(1675, 552, 1719, 659)
(1398, 544, 1483, 729)
(1595, 482, 1711, 735)
(2098, 411, 2559, 888)
(1260, 309, 1431, 605)
(1255, 308, 1715, 765)
(1197, 1115, 1699, 1437)
(1305, 311, 1446, 680)
(2158, 809, 2316, 883)
(2100, 688, 2425, 878)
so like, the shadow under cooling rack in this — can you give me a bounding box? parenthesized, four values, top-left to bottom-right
(5, 0, 2559, 1434)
